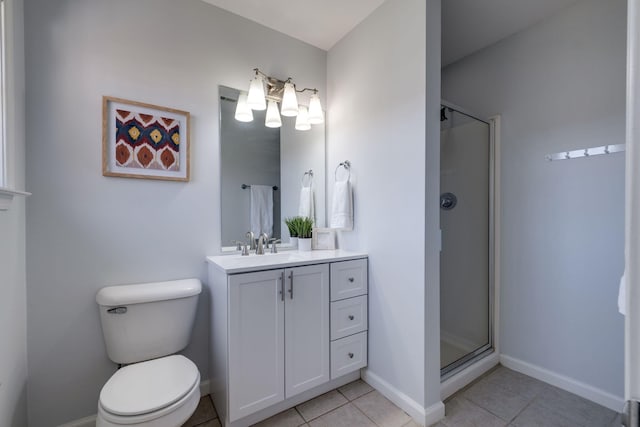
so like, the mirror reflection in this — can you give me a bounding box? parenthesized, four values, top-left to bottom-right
(219, 86, 325, 250)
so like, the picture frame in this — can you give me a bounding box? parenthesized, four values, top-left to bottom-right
(312, 228, 336, 250)
(102, 96, 190, 181)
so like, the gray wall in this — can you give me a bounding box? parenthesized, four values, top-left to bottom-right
(443, 0, 626, 398)
(327, 0, 433, 410)
(24, 0, 326, 425)
(0, 0, 27, 425)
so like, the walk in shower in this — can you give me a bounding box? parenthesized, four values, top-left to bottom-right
(440, 103, 494, 377)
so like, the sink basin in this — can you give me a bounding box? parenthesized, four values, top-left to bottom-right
(206, 249, 366, 274)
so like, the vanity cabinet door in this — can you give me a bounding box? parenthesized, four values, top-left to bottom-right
(284, 264, 330, 398)
(229, 269, 285, 421)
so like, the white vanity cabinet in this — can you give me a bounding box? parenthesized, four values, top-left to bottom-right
(329, 259, 368, 379)
(228, 264, 329, 420)
(207, 250, 368, 427)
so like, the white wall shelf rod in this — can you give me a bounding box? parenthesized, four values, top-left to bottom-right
(545, 144, 625, 161)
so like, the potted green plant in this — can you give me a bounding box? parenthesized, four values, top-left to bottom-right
(284, 217, 299, 248)
(296, 217, 314, 252)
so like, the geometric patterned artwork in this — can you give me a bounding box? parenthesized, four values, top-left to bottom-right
(115, 109, 180, 171)
(102, 96, 190, 181)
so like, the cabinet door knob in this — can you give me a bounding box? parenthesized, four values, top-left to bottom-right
(348, 277, 354, 283)
(348, 315, 355, 320)
(348, 352, 354, 359)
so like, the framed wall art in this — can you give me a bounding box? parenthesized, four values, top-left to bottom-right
(312, 228, 336, 250)
(102, 96, 190, 181)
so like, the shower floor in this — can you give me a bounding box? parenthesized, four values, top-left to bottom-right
(441, 339, 468, 369)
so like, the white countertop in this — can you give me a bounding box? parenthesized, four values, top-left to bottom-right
(206, 249, 368, 274)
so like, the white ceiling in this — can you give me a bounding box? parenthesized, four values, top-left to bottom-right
(442, 0, 582, 66)
(200, 0, 386, 51)
(201, 0, 583, 63)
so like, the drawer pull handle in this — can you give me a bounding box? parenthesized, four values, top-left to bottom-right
(348, 315, 355, 320)
(348, 352, 354, 359)
(348, 277, 355, 283)
(279, 272, 285, 302)
(288, 272, 294, 299)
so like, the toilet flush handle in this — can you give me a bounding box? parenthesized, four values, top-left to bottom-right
(107, 307, 127, 314)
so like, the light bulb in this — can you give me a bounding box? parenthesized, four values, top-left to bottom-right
(247, 75, 266, 110)
(295, 106, 311, 131)
(265, 100, 282, 128)
(280, 82, 299, 117)
(234, 91, 253, 122)
(308, 92, 324, 124)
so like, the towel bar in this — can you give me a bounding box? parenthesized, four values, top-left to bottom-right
(241, 184, 278, 190)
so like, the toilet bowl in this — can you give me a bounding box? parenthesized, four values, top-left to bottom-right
(95, 279, 202, 427)
(96, 355, 200, 427)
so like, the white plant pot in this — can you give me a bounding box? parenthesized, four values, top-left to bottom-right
(290, 237, 298, 248)
(298, 238, 312, 252)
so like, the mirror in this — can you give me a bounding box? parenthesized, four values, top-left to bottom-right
(219, 85, 326, 250)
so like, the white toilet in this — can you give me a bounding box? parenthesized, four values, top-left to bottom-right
(95, 278, 202, 427)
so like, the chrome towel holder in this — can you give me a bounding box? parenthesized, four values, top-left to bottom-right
(301, 170, 313, 187)
(335, 160, 351, 181)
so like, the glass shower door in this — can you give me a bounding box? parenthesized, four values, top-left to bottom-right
(440, 105, 493, 375)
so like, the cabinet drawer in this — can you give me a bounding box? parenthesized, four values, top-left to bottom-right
(330, 331, 367, 379)
(331, 295, 367, 340)
(330, 259, 367, 301)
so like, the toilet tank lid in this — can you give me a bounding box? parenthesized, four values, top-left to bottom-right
(96, 279, 202, 306)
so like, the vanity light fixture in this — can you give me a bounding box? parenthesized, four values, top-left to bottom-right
(234, 91, 253, 122)
(238, 68, 324, 130)
(280, 82, 299, 117)
(308, 92, 324, 124)
(265, 100, 282, 128)
(295, 106, 311, 131)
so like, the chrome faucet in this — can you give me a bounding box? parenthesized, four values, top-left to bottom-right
(269, 239, 281, 253)
(256, 233, 268, 255)
(261, 232, 270, 249)
(245, 231, 256, 250)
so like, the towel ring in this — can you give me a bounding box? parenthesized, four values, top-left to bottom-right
(334, 160, 351, 181)
(301, 170, 313, 187)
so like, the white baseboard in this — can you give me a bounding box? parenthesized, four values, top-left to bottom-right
(200, 378, 211, 396)
(58, 378, 212, 427)
(441, 352, 499, 400)
(57, 414, 97, 427)
(362, 369, 445, 426)
(499, 355, 624, 412)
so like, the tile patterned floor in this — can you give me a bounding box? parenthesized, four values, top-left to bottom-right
(182, 366, 621, 427)
(433, 366, 620, 427)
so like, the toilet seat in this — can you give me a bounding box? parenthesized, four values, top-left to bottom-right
(97, 355, 200, 427)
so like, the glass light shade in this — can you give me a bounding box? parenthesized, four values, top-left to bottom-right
(265, 100, 282, 128)
(234, 91, 253, 122)
(280, 82, 299, 117)
(295, 106, 311, 131)
(308, 93, 324, 124)
(247, 75, 266, 110)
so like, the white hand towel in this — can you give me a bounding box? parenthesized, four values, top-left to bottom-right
(250, 185, 273, 238)
(330, 180, 353, 230)
(298, 187, 315, 225)
(618, 270, 627, 315)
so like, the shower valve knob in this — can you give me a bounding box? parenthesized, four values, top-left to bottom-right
(440, 192, 458, 210)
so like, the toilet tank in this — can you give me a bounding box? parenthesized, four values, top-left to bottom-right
(96, 278, 202, 364)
